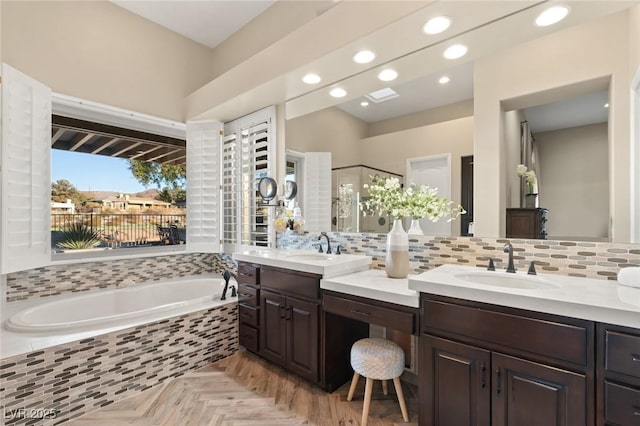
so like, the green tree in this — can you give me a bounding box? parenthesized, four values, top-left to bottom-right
(128, 160, 186, 203)
(51, 179, 88, 206)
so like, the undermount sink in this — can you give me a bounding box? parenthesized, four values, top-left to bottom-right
(454, 272, 558, 290)
(288, 253, 334, 261)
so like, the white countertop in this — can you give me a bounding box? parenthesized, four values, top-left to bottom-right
(408, 264, 640, 329)
(321, 269, 420, 308)
(233, 248, 372, 278)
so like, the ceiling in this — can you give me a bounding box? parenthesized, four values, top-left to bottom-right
(523, 90, 609, 133)
(107, 1, 627, 130)
(111, 0, 275, 48)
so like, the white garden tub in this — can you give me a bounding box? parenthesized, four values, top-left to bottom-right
(4, 275, 236, 334)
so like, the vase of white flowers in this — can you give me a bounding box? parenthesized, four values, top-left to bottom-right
(362, 175, 465, 278)
(516, 164, 538, 208)
(361, 175, 409, 278)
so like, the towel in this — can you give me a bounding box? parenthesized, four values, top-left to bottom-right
(617, 267, 640, 288)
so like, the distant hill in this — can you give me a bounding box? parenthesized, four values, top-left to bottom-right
(81, 189, 159, 200)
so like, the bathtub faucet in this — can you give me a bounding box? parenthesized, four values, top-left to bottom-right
(221, 270, 237, 300)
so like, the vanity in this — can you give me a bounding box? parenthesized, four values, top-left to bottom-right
(233, 249, 640, 425)
(410, 264, 640, 426)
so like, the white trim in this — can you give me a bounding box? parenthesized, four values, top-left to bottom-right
(631, 68, 640, 243)
(52, 93, 186, 139)
(51, 245, 187, 265)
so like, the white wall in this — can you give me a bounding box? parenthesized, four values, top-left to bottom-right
(360, 116, 474, 223)
(536, 123, 609, 240)
(2, 1, 212, 121)
(285, 107, 367, 168)
(474, 11, 631, 241)
(630, 5, 640, 243)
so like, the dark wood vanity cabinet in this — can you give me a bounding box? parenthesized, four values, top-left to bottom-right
(259, 266, 321, 384)
(597, 323, 640, 426)
(506, 208, 548, 239)
(237, 262, 260, 354)
(419, 294, 594, 426)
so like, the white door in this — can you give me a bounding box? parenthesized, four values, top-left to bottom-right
(406, 154, 452, 237)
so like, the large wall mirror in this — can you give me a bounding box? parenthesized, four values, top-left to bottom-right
(283, 3, 637, 243)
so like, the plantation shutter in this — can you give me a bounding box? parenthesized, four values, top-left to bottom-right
(186, 120, 222, 253)
(303, 152, 331, 232)
(223, 106, 275, 252)
(1, 64, 52, 274)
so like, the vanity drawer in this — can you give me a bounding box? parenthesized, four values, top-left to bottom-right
(261, 266, 320, 301)
(239, 324, 259, 353)
(605, 330, 640, 379)
(238, 284, 258, 306)
(604, 381, 640, 426)
(238, 262, 260, 286)
(239, 304, 259, 327)
(323, 293, 415, 334)
(422, 296, 591, 367)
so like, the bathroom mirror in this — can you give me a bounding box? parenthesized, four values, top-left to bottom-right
(258, 177, 277, 203)
(284, 6, 633, 242)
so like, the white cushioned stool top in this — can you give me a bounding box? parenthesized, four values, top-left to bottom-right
(350, 338, 405, 380)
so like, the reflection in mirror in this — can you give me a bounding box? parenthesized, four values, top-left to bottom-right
(331, 166, 402, 233)
(506, 89, 610, 241)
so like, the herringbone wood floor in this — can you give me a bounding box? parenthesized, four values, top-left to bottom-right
(69, 350, 419, 425)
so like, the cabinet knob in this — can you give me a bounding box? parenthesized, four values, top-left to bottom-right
(495, 369, 502, 394)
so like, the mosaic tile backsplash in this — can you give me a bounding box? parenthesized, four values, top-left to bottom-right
(279, 232, 640, 280)
(5, 253, 236, 302)
(0, 304, 238, 425)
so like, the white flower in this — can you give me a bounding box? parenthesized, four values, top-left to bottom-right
(516, 164, 528, 176)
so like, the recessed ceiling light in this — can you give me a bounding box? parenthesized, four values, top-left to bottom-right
(378, 69, 398, 82)
(353, 50, 375, 64)
(443, 44, 467, 59)
(438, 76, 450, 84)
(302, 73, 321, 84)
(604, 103, 610, 108)
(535, 5, 569, 27)
(330, 88, 347, 98)
(360, 101, 369, 107)
(423, 16, 451, 35)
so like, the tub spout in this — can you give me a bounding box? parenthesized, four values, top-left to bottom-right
(221, 270, 237, 300)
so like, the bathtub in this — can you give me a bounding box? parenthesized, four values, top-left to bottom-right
(4, 274, 237, 335)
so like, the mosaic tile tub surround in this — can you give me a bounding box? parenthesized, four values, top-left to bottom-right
(279, 232, 640, 280)
(4, 253, 236, 302)
(0, 303, 238, 425)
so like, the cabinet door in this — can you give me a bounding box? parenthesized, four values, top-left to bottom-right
(420, 335, 491, 426)
(286, 296, 319, 383)
(492, 352, 587, 426)
(260, 289, 287, 367)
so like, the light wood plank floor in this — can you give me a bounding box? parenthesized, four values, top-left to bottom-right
(69, 350, 419, 425)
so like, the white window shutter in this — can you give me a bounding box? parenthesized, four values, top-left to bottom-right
(1, 64, 52, 274)
(186, 120, 222, 253)
(303, 152, 331, 232)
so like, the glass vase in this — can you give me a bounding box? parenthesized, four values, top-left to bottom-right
(407, 219, 424, 235)
(385, 219, 409, 278)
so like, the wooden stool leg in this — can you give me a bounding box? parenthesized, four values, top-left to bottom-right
(393, 377, 409, 422)
(382, 379, 388, 395)
(347, 372, 360, 401)
(362, 377, 373, 426)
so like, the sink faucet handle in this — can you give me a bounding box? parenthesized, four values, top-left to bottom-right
(487, 258, 495, 271)
(314, 243, 323, 253)
(528, 261, 537, 275)
(335, 244, 341, 255)
(230, 285, 237, 297)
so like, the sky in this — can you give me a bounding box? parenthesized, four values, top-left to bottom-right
(52, 150, 149, 194)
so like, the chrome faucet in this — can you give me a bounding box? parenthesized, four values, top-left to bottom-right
(503, 242, 516, 273)
(317, 232, 332, 254)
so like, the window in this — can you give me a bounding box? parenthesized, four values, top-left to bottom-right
(222, 106, 276, 252)
(1, 64, 221, 273)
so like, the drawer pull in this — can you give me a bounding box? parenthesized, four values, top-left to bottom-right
(480, 362, 487, 389)
(351, 309, 371, 317)
(632, 353, 640, 362)
(495, 369, 502, 395)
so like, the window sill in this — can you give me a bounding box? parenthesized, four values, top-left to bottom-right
(50, 244, 187, 265)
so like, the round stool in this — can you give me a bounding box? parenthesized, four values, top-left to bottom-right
(347, 338, 409, 425)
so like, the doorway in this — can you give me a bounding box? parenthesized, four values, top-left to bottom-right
(406, 154, 452, 236)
